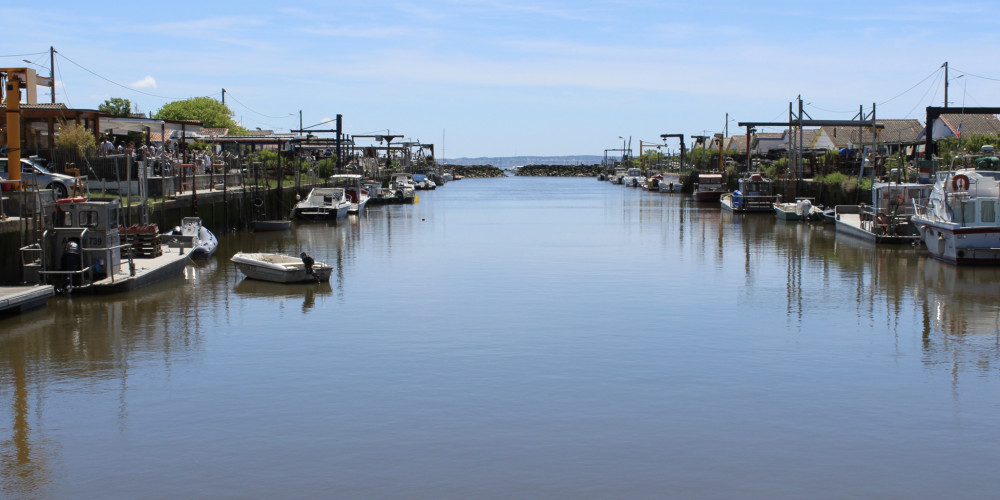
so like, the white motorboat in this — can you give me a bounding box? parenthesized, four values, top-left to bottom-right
(231, 252, 333, 283)
(329, 174, 370, 214)
(163, 217, 218, 257)
(622, 167, 645, 188)
(413, 173, 437, 190)
(609, 167, 627, 184)
(774, 199, 823, 221)
(912, 152, 1000, 264)
(292, 187, 352, 220)
(389, 174, 416, 202)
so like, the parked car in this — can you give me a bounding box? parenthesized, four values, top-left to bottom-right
(0, 157, 81, 199)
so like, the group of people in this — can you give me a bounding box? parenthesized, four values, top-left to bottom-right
(98, 135, 225, 173)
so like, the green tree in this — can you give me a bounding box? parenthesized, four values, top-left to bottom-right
(99, 97, 133, 117)
(55, 121, 97, 156)
(154, 97, 248, 134)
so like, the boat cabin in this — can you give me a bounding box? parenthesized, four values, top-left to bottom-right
(22, 198, 123, 286)
(697, 173, 723, 188)
(871, 182, 932, 215)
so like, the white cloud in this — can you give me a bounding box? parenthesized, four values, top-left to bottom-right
(130, 76, 157, 89)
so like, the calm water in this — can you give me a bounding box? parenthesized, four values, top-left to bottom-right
(3, 177, 1000, 499)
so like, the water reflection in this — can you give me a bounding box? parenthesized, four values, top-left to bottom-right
(233, 279, 333, 313)
(3, 178, 1000, 497)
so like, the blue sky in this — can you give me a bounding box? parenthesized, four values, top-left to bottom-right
(3, 1, 999, 158)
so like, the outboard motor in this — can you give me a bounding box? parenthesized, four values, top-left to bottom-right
(61, 240, 82, 272)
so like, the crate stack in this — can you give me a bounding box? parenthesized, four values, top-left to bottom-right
(120, 224, 162, 258)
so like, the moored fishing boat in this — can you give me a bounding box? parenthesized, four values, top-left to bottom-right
(389, 173, 417, 202)
(292, 187, 352, 220)
(622, 167, 645, 188)
(693, 173, 724, 202)
(19, 197, 190, 294)
(834, 182, 931, 244)
(329, 174, 370, 214)
(774, 198, 823, 221)
(720, 172, 773, 212)
(911, 150, 1000, 264)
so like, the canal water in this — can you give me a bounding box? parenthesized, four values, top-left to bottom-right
(2, 176, 1000, 499)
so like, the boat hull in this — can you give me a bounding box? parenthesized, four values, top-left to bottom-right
(834, 206, 920, 244)
(693, 190, 723, 202)
(915, 220, 1000, 265)
(293, 206, 348, 221)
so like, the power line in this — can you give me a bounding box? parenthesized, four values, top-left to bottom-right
(805, 103, 857, 114)
(54, 55, 72, 108)
(222, 89, 294, 119)
(0, 51, 47, 58)
(949, 67, 1000, 83)
(878, 66, 943, 106)
(56, 51, 194, 101)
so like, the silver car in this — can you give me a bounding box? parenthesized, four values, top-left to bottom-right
(0, 157, 81, 199)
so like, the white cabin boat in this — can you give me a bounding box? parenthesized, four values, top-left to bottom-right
(389, 174, 417, 202)
(329, 174, 370, 214)
(912, 159, 1000, 264)
(292, 187, 351, 220)
(231, 252, 333, 283)
(622, 167, 645, 188)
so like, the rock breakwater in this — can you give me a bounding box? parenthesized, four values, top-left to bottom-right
(515, 164, 601, 176)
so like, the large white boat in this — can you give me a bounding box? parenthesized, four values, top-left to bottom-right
(911, 155, 1000, 264)
(834, 182, 932, 244)
(329, 174, 370, 214)
(292, 187, 352, 220)
(231, 252, 333, 283)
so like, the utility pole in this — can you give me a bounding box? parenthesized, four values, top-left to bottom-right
(50, 46, 55, 103)
(943, 62, 948, 108)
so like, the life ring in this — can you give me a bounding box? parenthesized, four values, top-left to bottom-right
(952, 174, 970, 191)
(56, 197, 86, 204)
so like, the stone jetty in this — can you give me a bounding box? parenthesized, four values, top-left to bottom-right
(515, 164, 601, 177)
(451, 165, 506, 178)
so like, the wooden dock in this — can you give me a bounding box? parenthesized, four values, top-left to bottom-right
(0, 285, 54, 315)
